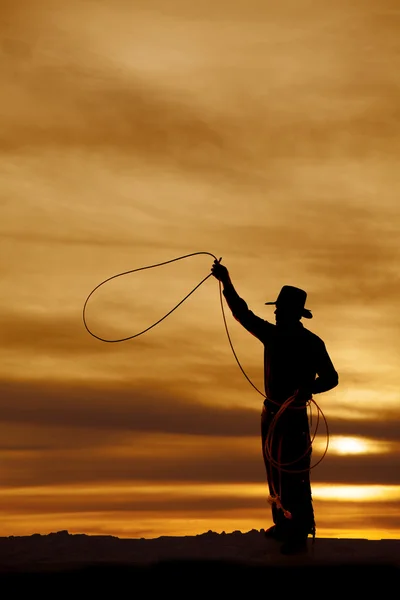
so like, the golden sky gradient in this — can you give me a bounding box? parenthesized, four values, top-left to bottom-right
(1, 0, 400, 539)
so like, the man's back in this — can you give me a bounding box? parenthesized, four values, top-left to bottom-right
(261, 321, 336, 402)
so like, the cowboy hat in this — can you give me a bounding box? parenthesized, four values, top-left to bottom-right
(265, 285, 313, 319)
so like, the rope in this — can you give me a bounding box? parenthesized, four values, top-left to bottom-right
(82, 251, 221, 343)
(263, 392, 329, 523)
(264, 394, 329, 473)
(82, 251, 329, 522)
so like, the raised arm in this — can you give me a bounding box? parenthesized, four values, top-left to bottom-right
(211, 259, 266, 340)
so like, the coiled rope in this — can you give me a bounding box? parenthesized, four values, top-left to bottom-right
(263, 392, 329, 525)
(82, 251, 329, 517)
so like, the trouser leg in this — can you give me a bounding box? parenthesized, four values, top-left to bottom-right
(261, 407, 315, 538)
(261, 407, 287, 531)
(279, 432, 315, 538)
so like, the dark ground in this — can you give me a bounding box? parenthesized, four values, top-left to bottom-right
(0, 530, 398, 593)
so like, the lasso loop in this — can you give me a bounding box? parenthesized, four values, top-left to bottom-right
(82, 251, 219, 343)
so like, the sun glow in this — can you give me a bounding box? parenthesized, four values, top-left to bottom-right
(313, 485, 400, 502)
(314, 435, 392, 456)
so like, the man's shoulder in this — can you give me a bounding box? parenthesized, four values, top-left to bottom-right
(302, 326, 325, 346)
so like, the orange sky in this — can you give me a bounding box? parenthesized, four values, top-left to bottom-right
(1, 0, 400, 539)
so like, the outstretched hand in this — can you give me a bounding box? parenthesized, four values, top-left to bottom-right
(211, 258, 230, 284)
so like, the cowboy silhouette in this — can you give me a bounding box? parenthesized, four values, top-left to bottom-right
(211, 259, 339, 555)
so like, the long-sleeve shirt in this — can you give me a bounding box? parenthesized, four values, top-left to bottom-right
(223, 284, 339, 404)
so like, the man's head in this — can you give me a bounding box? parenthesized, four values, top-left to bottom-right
(265, 285, 312, 326)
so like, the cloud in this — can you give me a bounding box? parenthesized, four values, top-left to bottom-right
(1, 378, 398, 438)
(217, 200, 400, 304)
(313, 453, 400, 486)
(2, 0, 400, 187)
(0, 378, 399, 491)
(312, 500, 400, 535)
(0, 379, 258, 436)
(1, 430, 399, 488)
